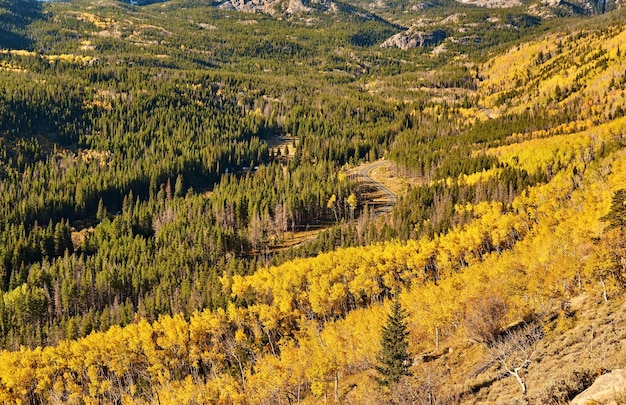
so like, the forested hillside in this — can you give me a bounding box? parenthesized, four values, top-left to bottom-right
(0, 0, 562, 349)
(0, 0, 625, 403)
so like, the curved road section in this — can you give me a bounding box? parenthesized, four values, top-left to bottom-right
(272, 160, 398, 252)
(356, 160, 397, 215)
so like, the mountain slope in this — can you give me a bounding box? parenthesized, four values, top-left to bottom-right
(0, 107, 623, 404)
(0, 0, 43, 49)
(0, 5, 625, 404)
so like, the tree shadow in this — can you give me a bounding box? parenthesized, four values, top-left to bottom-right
(0, 0, 44, 50)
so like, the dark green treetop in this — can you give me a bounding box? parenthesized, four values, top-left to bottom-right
(602, 189, 626, 229)
(376, 298, 412, 386)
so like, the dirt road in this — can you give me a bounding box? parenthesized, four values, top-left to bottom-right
(355, 160, 398, 215)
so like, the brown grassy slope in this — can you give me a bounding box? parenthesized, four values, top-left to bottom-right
(465, 295, 626, 404)
(361, 293, 626, 405)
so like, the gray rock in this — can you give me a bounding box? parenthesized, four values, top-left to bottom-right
(381, 29, 446, 50)
(218, 1, 237, 10)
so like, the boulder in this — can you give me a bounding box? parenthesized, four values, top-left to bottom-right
(380, 29, 446, 50)
(570, 369, 626, 405)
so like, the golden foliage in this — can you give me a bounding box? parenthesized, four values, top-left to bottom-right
(2, 20, 626, 404)
(2, 141, 624, 402)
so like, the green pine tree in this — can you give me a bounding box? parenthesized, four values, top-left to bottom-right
(602, 189, 626, 229)
(376, 298, 412, 386)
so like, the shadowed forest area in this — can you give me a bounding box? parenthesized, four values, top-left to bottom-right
(0, 0, 42, 49)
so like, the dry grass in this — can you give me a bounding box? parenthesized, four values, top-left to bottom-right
(367, 163, 405, 195)
(264, 135, 299, 158)
(456, 294, 626, 403)
(350, 160, 421, 198)
(264, 228, 327, 253)
(378, 293, 626, 404)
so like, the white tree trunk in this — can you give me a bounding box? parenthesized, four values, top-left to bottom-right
(510, 369, 526, 395)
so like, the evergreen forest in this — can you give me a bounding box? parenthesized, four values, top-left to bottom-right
(0, 0, 626, 402)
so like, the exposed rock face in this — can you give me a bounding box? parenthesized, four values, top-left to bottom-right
(213, 0, 334, 14)
(217, 1, 237, 10)
(457, 0, 522, 7)
(121, 0, 330, 14)
(286, 0, 311, 13)
(570, 369, 626, 405)
(454, 0, 623, 12)
(225, 0, 279, 13)
(380, 29, 446, 50)
(539, 0, 624, 14)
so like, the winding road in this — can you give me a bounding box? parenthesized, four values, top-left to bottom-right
(354, 160, 398, 215)
(266, 160, 399, 252)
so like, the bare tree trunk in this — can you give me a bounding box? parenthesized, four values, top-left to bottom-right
(510, 369, 526, 395)
(490, 324, 542, 398)
(266, 328, 277, 356)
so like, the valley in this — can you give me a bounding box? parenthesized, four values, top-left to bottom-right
(0, 0, 625, 403)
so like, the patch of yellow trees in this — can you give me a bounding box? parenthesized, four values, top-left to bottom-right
(2, 19, 626, 404)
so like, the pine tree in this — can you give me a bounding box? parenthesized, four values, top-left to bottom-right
(376, 298, 412, 386)
(602, 189, 626, 229)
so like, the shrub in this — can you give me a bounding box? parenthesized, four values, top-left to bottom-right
(531, 368, 596, 404)
(463, 293, 508, 345)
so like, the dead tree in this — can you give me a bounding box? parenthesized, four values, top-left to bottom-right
(489, 323, 543, 396)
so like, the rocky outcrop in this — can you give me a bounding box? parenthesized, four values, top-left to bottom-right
(121, 0, 329, 14)
(570, 369, 626, 405)
(225, 0, 280, 13)
(212, 0, 335, 14)
(286, 0, 312, 13)
(380, 29, 446, 50)
(457, 0, 522, 7)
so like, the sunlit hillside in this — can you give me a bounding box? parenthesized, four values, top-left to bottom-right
(0, 2, 625, 403)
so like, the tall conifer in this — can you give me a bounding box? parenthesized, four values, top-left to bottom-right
(376, 298, 412, 386)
